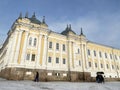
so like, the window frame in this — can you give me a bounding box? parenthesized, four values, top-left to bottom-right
(49, 41, 52, 49)
(56, 43, 59, 50)
(62, 44, 65, 51)
(63, 58, 66, 64)
(31, 54, 35, 61)
(89, 62, 91, 67)
(26, 53, 30, 60)
(94, 50, 96, 57)
(48, 56, 52, 63)
(33, 38, 37, 47)
(29, 37, 32, 46)
(56, 57, 59, 63)
(88, 49, 90, 56)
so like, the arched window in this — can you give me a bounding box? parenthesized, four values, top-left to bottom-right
(29, 37, 32, 46)
(33, 38, 37, 46)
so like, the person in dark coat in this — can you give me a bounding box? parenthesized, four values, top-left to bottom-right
(34, 72, 39, 82)
(96, 74, 104, 83)
(96, 74, 100, 83)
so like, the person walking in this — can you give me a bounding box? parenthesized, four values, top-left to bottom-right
(34, 71, 39, 82)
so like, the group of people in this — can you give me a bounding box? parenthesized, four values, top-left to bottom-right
(96, 74, 104, 83)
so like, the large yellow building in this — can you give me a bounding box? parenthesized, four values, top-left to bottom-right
(0, 13, 120, 81)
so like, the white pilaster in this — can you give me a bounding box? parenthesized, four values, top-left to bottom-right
(20, 31, 29, 65)
(109, 54, 112, 71)
(102, 52, 107, 71)
(4, 37, 13, 66)
(83, 44, 89, 70)
(71, 42, 75, 69)
(42, 35, 48, 67)
(36, 34, 42, 67)
(91, 50, 95, 70)
(13, 31, 23, 64)
(69, 41, 73, 69)
(80, 44, 85, 72)
(60, 44, 62, 69)
(9, 31, 18, 65)
(97, 51, 101, 70)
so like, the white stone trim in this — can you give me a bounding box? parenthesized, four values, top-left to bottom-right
(20, 31, 29, 65)
(9, 31, 18, 64)
(36, 34, 42, 66)
(42, 35, 47, 67)
(13, 31, 23, 64)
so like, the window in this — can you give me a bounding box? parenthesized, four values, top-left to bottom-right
(29, 37, 32, 46)
(55, 73, 60, 76)
(99, 51, 102, 58)
(94, 50, 96, 57)
(101, 63, 103, 68)
(79, 60, 81, 66)
(49, 42, 52, 49)
(112, 65, 114, 69)
(56, 57, 59, 63)
(63, 44, 65, 51)
(115, 55, 117, 60)
(117, 65, 119, 70)
(63, 58, 66, 64)
(48, 57, 52, 63)
(88, 49, 90, 56)
(89, 62, 91, 67)
(56, 43, 59, 50)
(110, 54, 112, 59)
(26, 54, 30, 60)
(31, 54, 35, 61)
(106, 64, 109, 69)
(78, 49, 80, 54)
(95, 63, 97, 68)
(33, 38, 37, 46)
(105, 53, 107, 58)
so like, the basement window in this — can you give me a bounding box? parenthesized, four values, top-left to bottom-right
(55, 73, 60, 76)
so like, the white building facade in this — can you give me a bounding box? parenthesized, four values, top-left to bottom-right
(0, 13, 120, 81)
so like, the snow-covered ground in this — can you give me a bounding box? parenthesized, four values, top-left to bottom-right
(0, 78, 120, 90)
